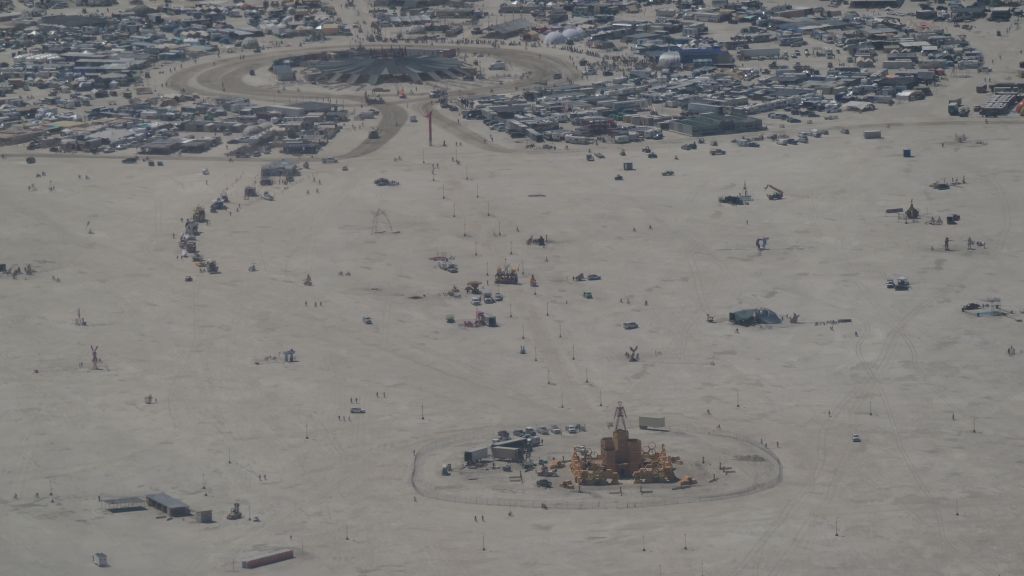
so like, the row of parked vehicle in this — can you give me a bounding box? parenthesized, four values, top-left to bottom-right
(493, 424, 587, 444)
(471, 291, 503, 306)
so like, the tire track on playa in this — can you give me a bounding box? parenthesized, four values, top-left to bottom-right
(761, 305, 929, 576)
(849, 294, 961, 554)
(876, 329, 954, 548)
(737, 288, 909, 576)
(686, 252, 710, 313)
(525, 290, 580, 403)
(844, 209, 1003, 558)
(683, 225, 737, 317)
(977, 172, 1014, 255)
(749, 304, 911, 576)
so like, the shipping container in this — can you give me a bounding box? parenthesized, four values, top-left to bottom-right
(241, 549, 294, 569)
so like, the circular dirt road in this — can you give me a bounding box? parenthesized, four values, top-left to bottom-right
(411, 426, 782, 510)
(165, 41, 579, 159)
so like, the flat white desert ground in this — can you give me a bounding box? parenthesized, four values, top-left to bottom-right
(1, 6, 1023, 575)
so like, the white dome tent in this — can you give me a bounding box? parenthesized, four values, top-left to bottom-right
(562, 27, 584, 41)
(657, 51, 681, 68)
(544, 30, 567, 45)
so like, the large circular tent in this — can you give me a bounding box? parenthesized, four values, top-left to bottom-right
(295, 48, 477, 85)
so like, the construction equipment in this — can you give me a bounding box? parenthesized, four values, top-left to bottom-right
(672, 475, 697, 489)
(226, 503, 243, 520)
(192, 206, 207, 223)
(303, 274, 313, 286)
(720, 182, 753, 206)
(536, 464, 558, 477)
(244, 186, 258, 198)
(765, 184, 784, 200)
(206, 260, 220, 274)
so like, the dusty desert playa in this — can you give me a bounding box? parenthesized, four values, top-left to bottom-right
(2, 0, 1024, 574)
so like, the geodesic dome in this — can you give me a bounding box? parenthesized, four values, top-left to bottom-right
(563, 27, 584, 41)
(544, 30, 567, 45)
(658, 51, 681, 68)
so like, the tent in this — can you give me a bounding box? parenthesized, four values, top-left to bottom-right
(729, 308, 782, 326)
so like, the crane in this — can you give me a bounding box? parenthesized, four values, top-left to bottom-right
(765, 184, 784, 200)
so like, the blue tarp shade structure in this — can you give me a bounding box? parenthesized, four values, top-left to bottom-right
(729, 308, 782, 326)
